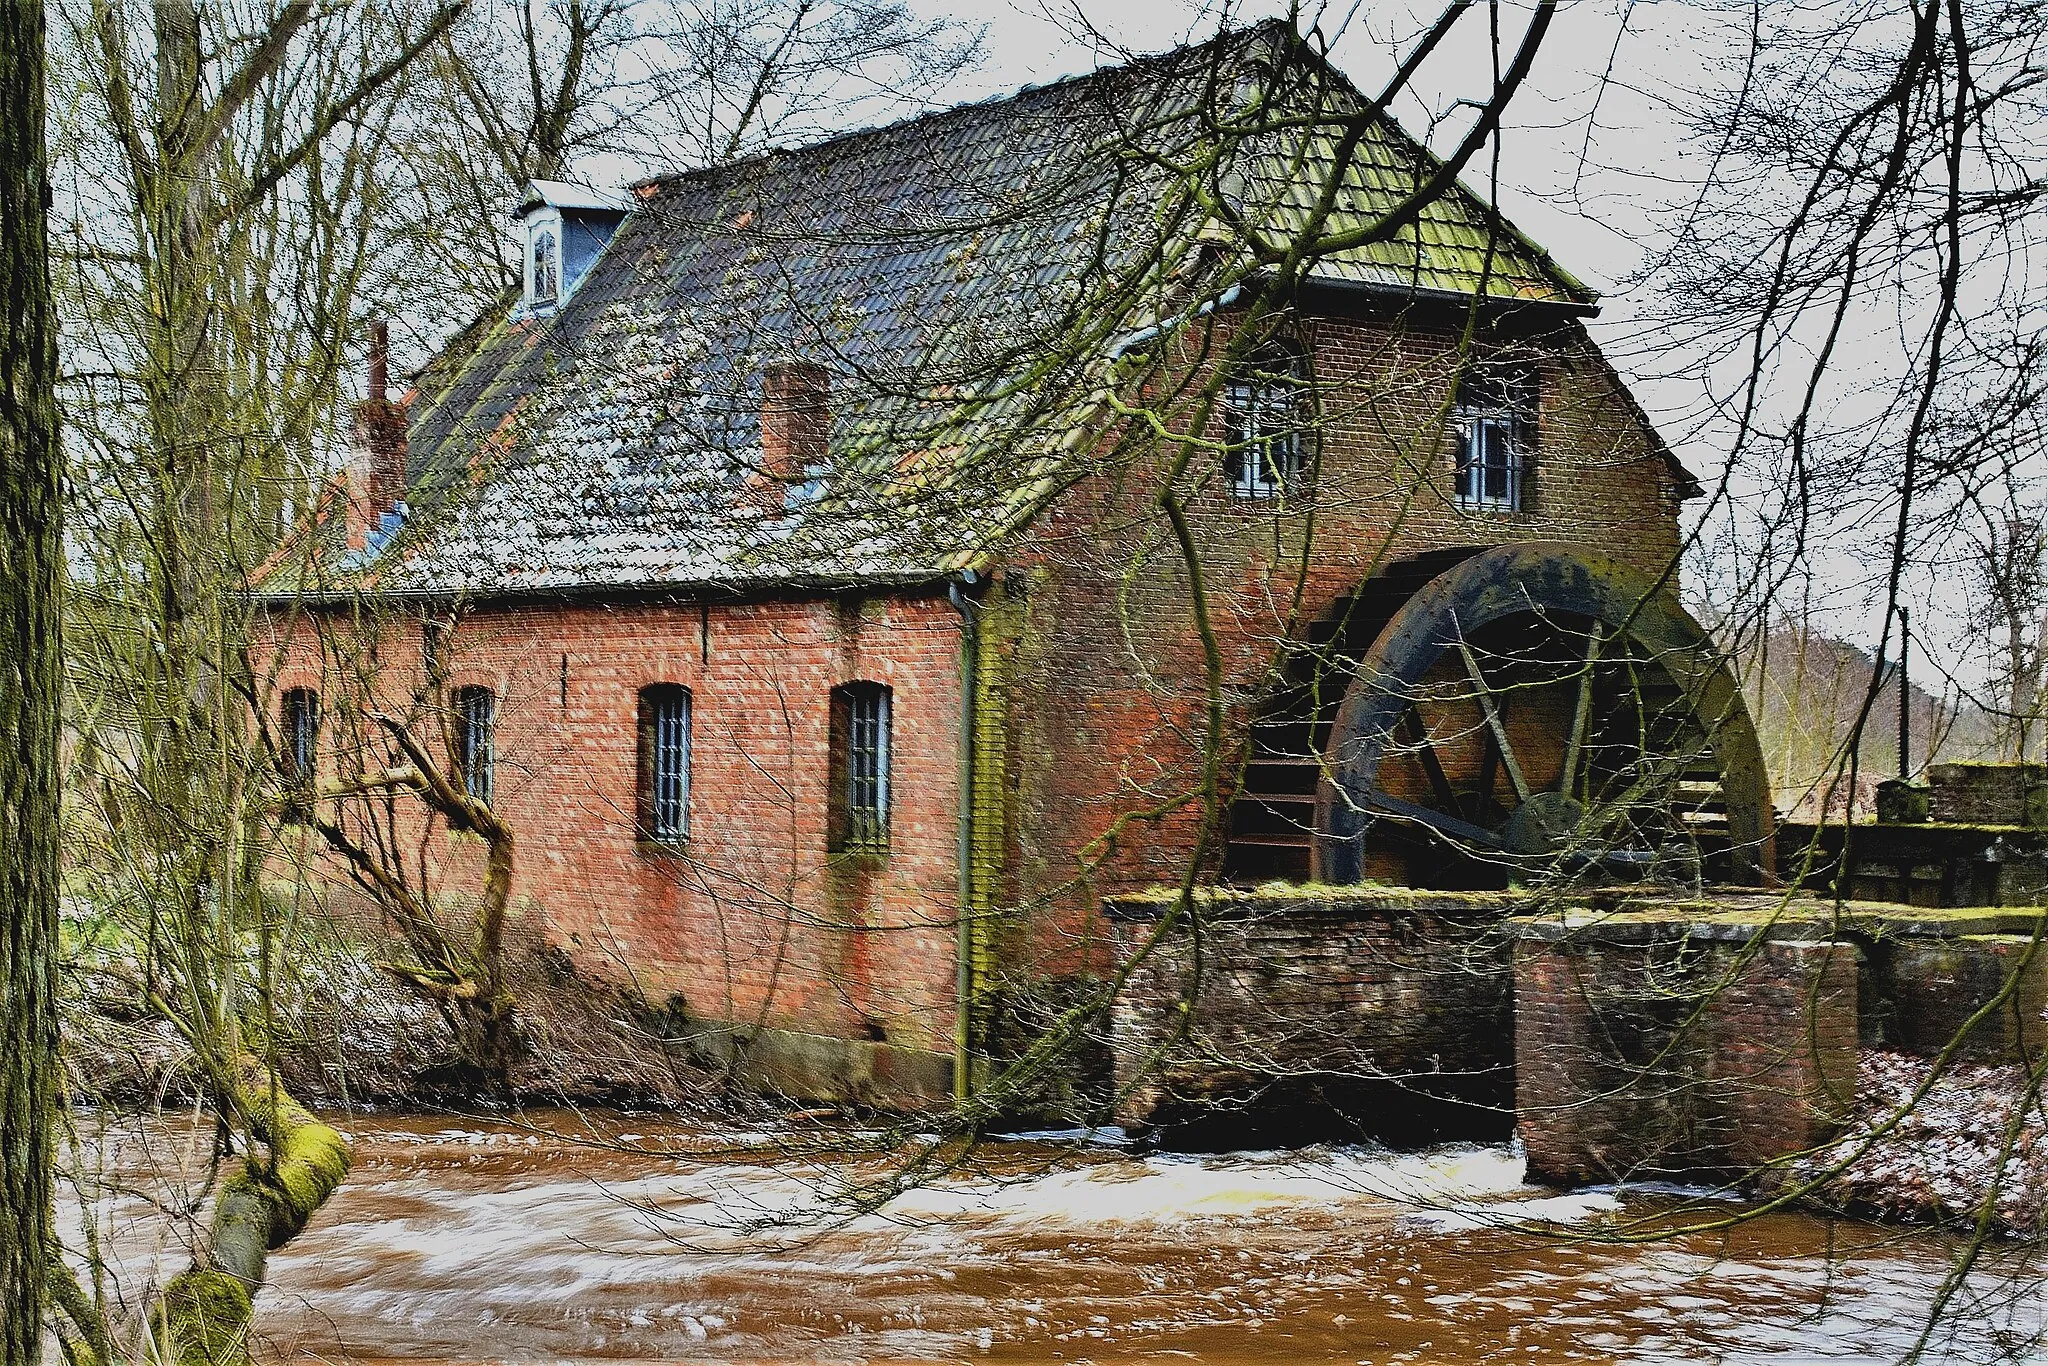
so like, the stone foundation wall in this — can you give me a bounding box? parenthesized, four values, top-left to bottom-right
(1106, 888, 2048, 1178)
(1926, 762, 2048, 827)
(1514, 928, 1858, 1185)
(1107, 888, 1518, 1143)
(1873, 933, 2048, 1063)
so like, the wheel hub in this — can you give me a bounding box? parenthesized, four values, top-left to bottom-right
(1499, 790, 1585, 856)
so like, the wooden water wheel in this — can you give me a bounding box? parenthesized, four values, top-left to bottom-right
(1225, 544, 1774, 888)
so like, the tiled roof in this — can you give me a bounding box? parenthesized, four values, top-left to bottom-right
(274, 21, 1596, 601)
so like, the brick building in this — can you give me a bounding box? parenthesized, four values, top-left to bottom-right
(260, 22, 1709, 1103)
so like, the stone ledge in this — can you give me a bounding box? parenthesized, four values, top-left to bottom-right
(1506, 896, 2046, 945)
(1105, 882, 1537, 922)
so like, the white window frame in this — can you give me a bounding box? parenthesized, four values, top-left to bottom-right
(1224, 345, 1309, 500)
(1454, 368, 1535, 513)
(526, 210, 563, 312)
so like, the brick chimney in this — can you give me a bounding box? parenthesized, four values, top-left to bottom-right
(347, 319, 409, 550)
(758, 359, 830, 503)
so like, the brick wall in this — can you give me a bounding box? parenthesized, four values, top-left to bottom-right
(262, 296, 1686, 1091)
(1108, 888, 1518, 1143)
(1003, 303, 1685, 957)
(260, 590, 966, 1065)
(1514, 929, 1858, 1185)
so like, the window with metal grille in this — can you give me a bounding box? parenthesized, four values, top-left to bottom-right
(1224, 344, 1309, 499)
(829, 682, 891, 852)
(281, 688, 319, 795)
(1454, 366, 1536, 512)
(452, 684, 495, 808)
(637, 686, 691, 844)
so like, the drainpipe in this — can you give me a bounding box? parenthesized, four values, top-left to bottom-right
(947, 567, 987, 1103)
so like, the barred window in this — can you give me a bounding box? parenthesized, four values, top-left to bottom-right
(637, 686, 692, 843)
(1454, 366, 1536, 512)
(452, 684, 495, 807)
(281, 688, 319, 790)
(829, 682, 891, 852)
(1224, 343, 1309, 499)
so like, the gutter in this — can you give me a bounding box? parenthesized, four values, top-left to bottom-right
(252, 569, 961, 612)
(1104, 282, 1246, 361)
(1289, 272, 1601, 318)
(947, 567, 989, 1104)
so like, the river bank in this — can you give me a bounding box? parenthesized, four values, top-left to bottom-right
(1796, 1050, 2048, 1237)
(62, 923, 745, 1114)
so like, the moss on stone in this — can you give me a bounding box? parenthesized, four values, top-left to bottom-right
(1109, 880, 1533, 908)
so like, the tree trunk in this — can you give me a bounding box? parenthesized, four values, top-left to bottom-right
(0, 0, 62, 1360)
(151, 1058, 350, 1366)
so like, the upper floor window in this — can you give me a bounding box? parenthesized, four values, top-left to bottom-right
(637, 686, 692, 844)
(1454, 365, 1536, 512)
(1224, 343, 1309, 499)
(829, 682, 891, 852)
(531, 225, 560, 309)
(452, 684, 495, 808)
(281, 687, 319, 790)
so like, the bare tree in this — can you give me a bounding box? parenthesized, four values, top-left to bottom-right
(48, 1, 460, 1358)
(0, 0, 61, 1360)
(379, 0, 982, 330)
(1962, 500, 2048, 761)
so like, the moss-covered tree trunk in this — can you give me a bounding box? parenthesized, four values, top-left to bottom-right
(0, 0, 62, 1360)
(150, 1059, 350, 1366)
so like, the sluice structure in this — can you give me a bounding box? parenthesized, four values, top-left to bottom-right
(1114, 745, 2048, 1183)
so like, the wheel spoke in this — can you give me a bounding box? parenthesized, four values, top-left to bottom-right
(1477, 723, 1500, 814)
(1455, 633, 1530, 803)
(1399, 709, 1461, 815)
(1360, 787, 1506, 851)
(1558, 625, 1604, 798)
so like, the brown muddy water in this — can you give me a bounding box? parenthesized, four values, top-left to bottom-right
(88, 1111, 2046, 1364)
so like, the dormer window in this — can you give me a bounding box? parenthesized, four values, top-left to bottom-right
(531, 225, 560, 308)
(512, 180, 631, 317)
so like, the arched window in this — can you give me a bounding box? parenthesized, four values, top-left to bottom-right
(637, 685, 692, 844)
(1454, 364, 1537, 511)
(452, 684, 495, 807)
(280, 687, 319, 804)
(1224, 343, 1309, 499)
(829, 682, 891, 852)
(531, 225, 560, 307)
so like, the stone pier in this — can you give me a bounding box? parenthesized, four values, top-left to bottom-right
(1107, 886, 2047, 1182)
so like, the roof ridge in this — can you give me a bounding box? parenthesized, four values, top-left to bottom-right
(628, 18, 1286, 195)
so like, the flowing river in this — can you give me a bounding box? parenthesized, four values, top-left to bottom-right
(90, 1111, 2047, 1364)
